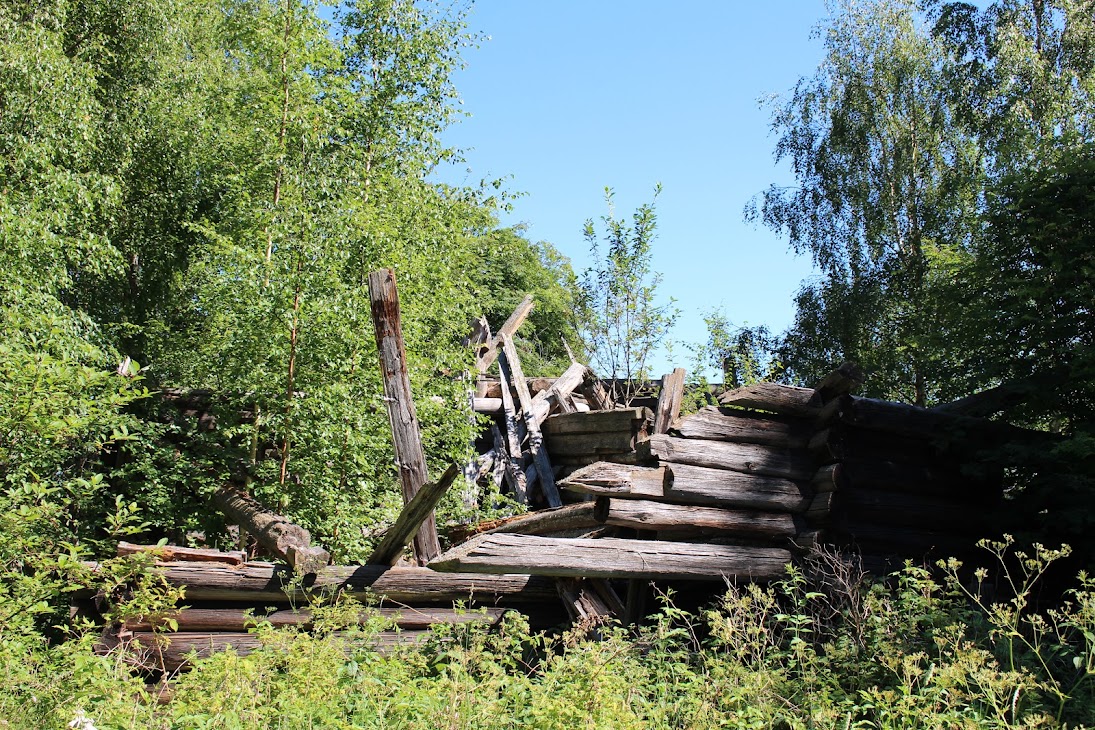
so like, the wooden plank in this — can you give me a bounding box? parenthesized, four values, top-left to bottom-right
(718, 382, 820, 417)
(544, 431, 641, 456)
(431, 534, 793, 581)
(556, 578, 619, 625)
(542, 407, 650, 436)
(646, 433, 814, 480)
(528, 362, 592, 425)
(500, 333, 561, 507)
(124, 606, 509, 633)
(673, 407, 808, 447)
(472, 397, 503, 414)
(368, 464, 460, 566)
(211, 485, 329, 574)
(476, 295, 534, 373)
(594, 498, 799, 538)
(579, 374, 614, 411)
(559, 461, 812, 512)
(368, 268, 440, 565)
(447, 502, 599, 542)
(117, 542, 246, 566)
(653, 368, 687, 434)
(496, 358, 528, 504)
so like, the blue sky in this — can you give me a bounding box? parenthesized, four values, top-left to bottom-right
(437, 1, 833, 377)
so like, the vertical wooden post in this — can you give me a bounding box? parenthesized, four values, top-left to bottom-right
(367, 268, 440, 565)
(654, 368, 687, 434)
(500, 333, 561, 508)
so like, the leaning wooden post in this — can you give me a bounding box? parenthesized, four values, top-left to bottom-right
(368, 268, 441, 565)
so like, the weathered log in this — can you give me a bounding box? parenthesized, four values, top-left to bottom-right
(431, 534, 793, 581)
(807, 425, 950, 466)
(825, 522, 986, 558)
(579, 373, 615, 411)
(368, 464, 460, 566)
(476, 295, 535, 373)
(544, 431, 642, 456)
(805, 491, 836, 523)
(593, 497, 799, 538)
(823, 394, 1056, 445)
(472, 397, 503, 414)
(448, 502, 600, 542)
(146, 562, 556, 605)
(932, 369, 1065, 417)
(529, 362, 592, 424)
(556, 578, 619, 625)
(833, 487, 997, 532)
(560, 461, 812, 512)
(111, 630, 429, 673)
(211, 485, 329, 574)
(124, 606, 509, 633)
(479, 377, 557, 399)
(117, 542, 246, 566)
(673, 407, 808, 447)
(542, 407, 650, 436)
(654, 368, 687, 434)
(828, 459, 1001, 500)
(500, 333, 561, 507)
(811, 361, 864, 403)
(718, 382, 820, 417)
(645, 434, 814, 480)
(368, 268, 440, 565)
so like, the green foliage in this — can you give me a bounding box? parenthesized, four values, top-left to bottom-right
(3, 542, 1094, 728)
(578, 186, 678, 403)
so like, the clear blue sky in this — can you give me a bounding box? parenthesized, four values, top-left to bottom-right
(437, 1, 832, 377)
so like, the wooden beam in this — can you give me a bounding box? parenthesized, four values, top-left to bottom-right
(124, 606, 508, 633)
(211, 485, 329, 574)
(673, 407, 807, 447)
(476, 295, 534, 373)
(542, 407, 650, 436)
(653, 368, 687, 434)
(594, 497, 799, 538)
(500, 333, 561, 507)
(368, 268, 440, 565)
(117, 542, 246, 566)
(717, 382, 820, 417)
(145, 562, 557, 605)
(368, 464, 460, 566)
(495, 355, 528, 504)
(645, 433, 814, 480)
(430, 534, 793, 582)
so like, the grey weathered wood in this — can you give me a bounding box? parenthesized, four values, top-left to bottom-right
(544, 431, 641, 456)
(495, 360, 528, 504)
(550, 386, 578, 414)
(111, 630, 428, 673)
(500, 333, 561, 507)
(430, 534, 793, 581)
(472, 397, 503, 414)
(579, 373, 615, 411)
(557, 578, 619, 625)
(718, 382, 820, 417)
(542, 407, 650, 436)
(594, 498, 799, 538)
(212, 485, 329, 573)
(528, 361, 592, 424)
(559, 461, 812, 512)
(368, 464, 460, 566)
(674, 407, 808, 447)
(449, 502, 599, 542)
(368, 268, 440, 565)
(147, 562, 557, 605)
(125, 605, 508, 633)
(476, 295, 535, 373)
(653, 368, 687, 434)
(117, 542, 246, 566)
(646, 434, 814, 480)
(811, 361, 864, 403)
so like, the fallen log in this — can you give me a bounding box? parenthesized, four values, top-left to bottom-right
(645, 434, 814, 480)
(145, 562, 557, 605)
(542, 407, 651, 436)
(673, 407, 808, 448)
(544, 431, 643, 456)
(124, 606, 509, 633)
(430, 534, 793, 582)
(593, 497, 799, 539)
(211, 485, 329, 574)
(822, 459, 1000, 500)
(448, 502, 600, 542)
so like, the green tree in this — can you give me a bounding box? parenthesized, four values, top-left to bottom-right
(578, 186, 678, 403)
(750, 0, 983, 404)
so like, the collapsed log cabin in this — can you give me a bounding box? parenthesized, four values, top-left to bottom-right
(97, 278, 1054, 674)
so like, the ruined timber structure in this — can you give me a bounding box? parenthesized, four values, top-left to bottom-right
(95, 271, 1049, 674)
